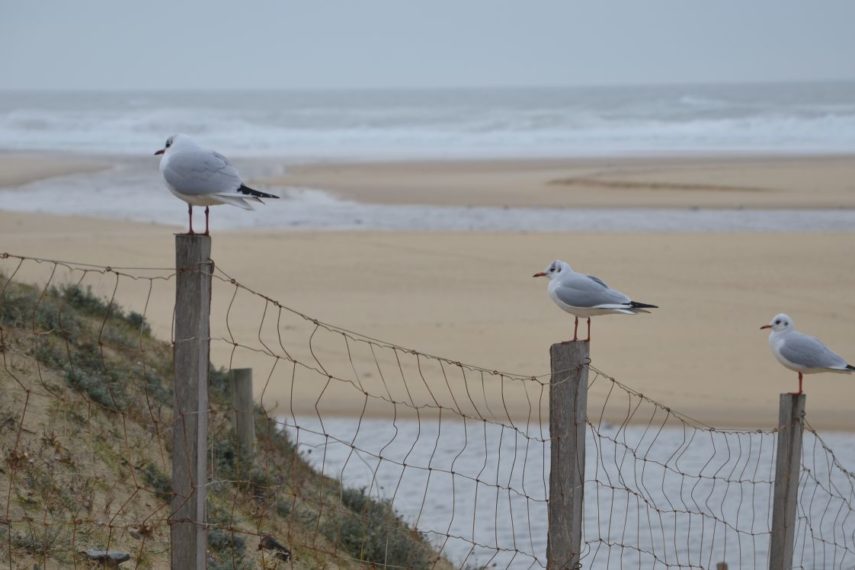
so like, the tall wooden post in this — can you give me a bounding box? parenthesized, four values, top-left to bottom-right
(547, 341, 589, 570)
(769, 393, 805, 570)
(229, 368, 255, 460)
(171, 235, 212, 569)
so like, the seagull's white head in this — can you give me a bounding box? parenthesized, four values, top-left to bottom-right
(532, 259, 571, 280)
(154, 133, 195, 156)
(761, 313, 792, 333)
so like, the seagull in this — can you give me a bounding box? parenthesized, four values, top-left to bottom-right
(761, 313, 854, 395)
(533, 259, 657, 341)
(154, 134, 278, 235)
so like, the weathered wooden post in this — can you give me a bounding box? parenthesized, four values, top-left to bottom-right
(171, 234, 212, 569)
(229, 368, 255, 460)
(769, 393, 805, 570)
(547, 341, 589, 570)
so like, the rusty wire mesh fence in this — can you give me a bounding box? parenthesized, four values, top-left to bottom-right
(1, 252, 855, 569)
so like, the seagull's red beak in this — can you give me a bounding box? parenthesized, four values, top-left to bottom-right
(532, 272, 547, 278)
(760, 324, 771, 330)
(154, 149, 165, 156)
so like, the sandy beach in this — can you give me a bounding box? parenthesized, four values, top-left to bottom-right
(0, 152, 107, 187)
(1, 153, 854, 429)
(277, 154, 855, 209)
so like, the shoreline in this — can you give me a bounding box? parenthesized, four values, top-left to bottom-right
(0, 151, 110, 188)
(2, 150, 855, 210)
(1, 152, 855, 234)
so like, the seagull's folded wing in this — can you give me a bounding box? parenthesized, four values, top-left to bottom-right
(553, 275, 632, 309)
(780, 333, 849, 370)
(163, 150, 243, 196)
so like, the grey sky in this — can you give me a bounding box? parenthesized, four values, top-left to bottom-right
(2, 0, 854, 90)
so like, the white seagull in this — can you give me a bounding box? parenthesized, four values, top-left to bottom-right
(761, 313, 854, 395)
(533, 259, 657, 341)
(154, 134, 278, 235)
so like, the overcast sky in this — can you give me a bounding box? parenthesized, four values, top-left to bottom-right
(2, 0, 854, 90)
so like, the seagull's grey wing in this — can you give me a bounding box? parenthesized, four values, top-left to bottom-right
(553, 274, 631, 308)
(586, 274, 609, 288)
(162, 150, 243, 196)
(780, 333, 849, 370)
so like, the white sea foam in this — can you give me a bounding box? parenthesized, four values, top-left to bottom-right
(2, 83, 855, 158)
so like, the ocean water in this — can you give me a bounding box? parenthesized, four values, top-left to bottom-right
(2, 83, 855, 232)
(2, 82, 855, 158)
(282, 416, 855, 569)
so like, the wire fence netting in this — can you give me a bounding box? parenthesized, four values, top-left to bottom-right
(1, 252, 854, 569)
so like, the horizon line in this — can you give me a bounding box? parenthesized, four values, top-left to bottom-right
(2, 77, 855, 94)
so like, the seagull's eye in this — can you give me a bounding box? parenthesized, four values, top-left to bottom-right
(774, 320, 781, 325)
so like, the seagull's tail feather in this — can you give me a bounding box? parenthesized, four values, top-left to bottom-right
(238, 184, 279, 199)
(630, 301, 658, 310)
(592, 304, 638, 315)
(847, 364, 855, 372)
(215, 194, 254, 210)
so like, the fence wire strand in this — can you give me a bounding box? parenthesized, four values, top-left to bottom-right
(1, 252, 855, 569)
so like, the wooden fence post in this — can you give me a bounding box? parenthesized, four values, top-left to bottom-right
(769, 393, 805, 570)
(171, 234, 212, 570)
(229, 368, 255, 460)
(547, 341, 589, 570)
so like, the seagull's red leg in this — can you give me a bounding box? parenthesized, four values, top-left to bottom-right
(204, 206, 210, 236)
(586, 318, 591, 341)
(572, 317, 578, 341)
(187, 204, 194, 235)
(790, 372, 804, 395)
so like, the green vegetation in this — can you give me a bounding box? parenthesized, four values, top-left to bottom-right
(327, 487, 437, 570)
(0, 274, 450, 569)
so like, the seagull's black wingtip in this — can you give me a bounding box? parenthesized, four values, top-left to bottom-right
(847, 364, 855, 371)
(238, 184, 279, 199)
(630, 301, 658, 310)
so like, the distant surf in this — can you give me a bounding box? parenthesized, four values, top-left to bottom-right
(2, 82, 855, 158)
